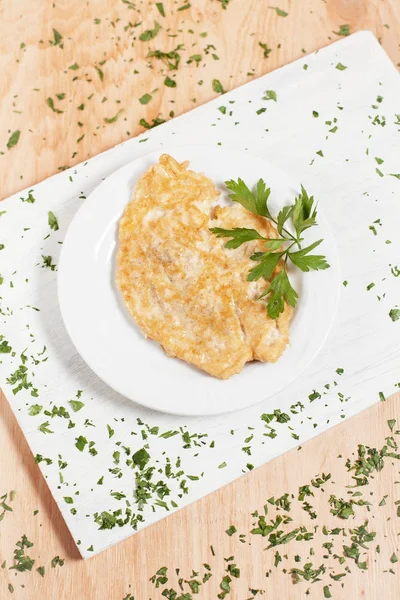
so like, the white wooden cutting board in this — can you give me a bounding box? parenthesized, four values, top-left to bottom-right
(1, 31, 400, 558)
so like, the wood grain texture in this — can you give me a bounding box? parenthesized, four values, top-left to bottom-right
(0, 0, 400, 201)
(1, 0, 400, 598)
(1, 390, 400, 599)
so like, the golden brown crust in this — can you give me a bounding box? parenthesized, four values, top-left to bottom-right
(116, 154, 292, 379)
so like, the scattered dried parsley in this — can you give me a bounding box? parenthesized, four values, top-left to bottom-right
(264, 90, 277, 102)
(104, 109, 124, 124)
(51, 555, 65, 568)
(156, 2, 165, 17)
(139, 93, 152, 105)
(271, 6, 288, 17)
(139, 22, 161, 42)
(259, 42, 271, 58)
(10, 535, 35, 572)
(333, 24, 350, 36)
(48, 211, 59, 231)
(213, 79, 225, 94)
(6, 130, 20, 150)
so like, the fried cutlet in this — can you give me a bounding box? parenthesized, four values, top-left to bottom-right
(116, 154, 292, 379)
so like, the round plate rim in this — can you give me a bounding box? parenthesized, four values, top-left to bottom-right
(57, 145, 341, 417)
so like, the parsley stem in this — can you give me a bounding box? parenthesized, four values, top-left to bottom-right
(268, 216, 297, 243)
(282, 242, 296, 257)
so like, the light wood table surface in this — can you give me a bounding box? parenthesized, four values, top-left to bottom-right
(1, 1, 400, 598)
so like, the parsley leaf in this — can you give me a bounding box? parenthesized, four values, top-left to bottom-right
(41, 255, 56, 271)
(225, 178, 272, 217)
(271, 6, 288, 16)
(39, 421, 53, 434)
(132, 448, 150, 469)
(147, 45, 183, 70)
(104, 109, 124, 124)
(291, 186, 317, 236)
(264, 89, 277, 102)
(75, 435, 88, 451)
(247, 252, 283, 282)
(0, 339, 12, 354)
(210, 227, 266, 249)
(264, 268, 298, 318)
(211, 179, 329, 319)
(139, 93, 152, 105)
(10, 535, 35, 572)
(156, 2, 165, 16)
(51, 29, 63, 47)
(95, 66, 104, 81)
(277, 205, 293, 234)
(69, 400, 84, 412)
(139, 21, 161, 41)
(389, 309, 400, 322)
(47, 97, 63, 113)
(48, 211, 59, 231)
(139, 115, 165, 129)
(259, 42, 272, 58)
(51, 556, 65, 568)
(333, 24, 350, 36)
(7, 130, 20, 150)
(289, 240, 330, 272)
(164, 76, 176, 87)
(212, 79, 225, 93)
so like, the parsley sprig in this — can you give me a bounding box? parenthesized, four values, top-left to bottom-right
(210, 179, 329, 319)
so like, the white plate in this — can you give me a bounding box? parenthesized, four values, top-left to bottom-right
(58, 145, 340, 416)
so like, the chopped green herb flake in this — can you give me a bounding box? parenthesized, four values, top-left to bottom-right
(47, 97, 63, 113)
(333, 24, 350, 36)
(156, 2, 165, 16)
(259, 42, 272, 58)
(51, 556, 65, 568)
(139, 93, 152, 105)
(213, 79, 225, 94)
(104, 109, 124, 124)
(48, 211, 59, 231)
(75, 435, 88, 451)
(271, 6, 288, 17)
(132, 447, 150, 469)
(139, 21, 161, 42)
(164, 76, 176, 88)
(226, 525, 237, 536)
(51, 29, 63, 47)
(7, 130, 20, 150)
(95, 66, 104, 81)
